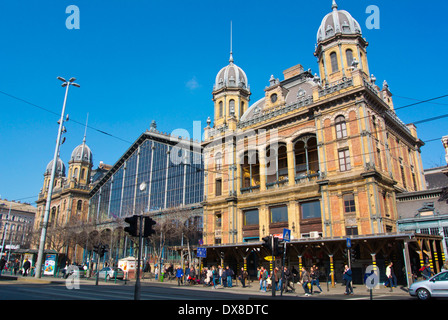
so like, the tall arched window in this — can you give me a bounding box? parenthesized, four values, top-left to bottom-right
(346, 49, 354, 67)
(266, 144, 288, 184)
(294, 135, 319, 179)
(335, 115, 347, 139)
(241, 151, 260, 189)
(240, 101, 245, 117)
(229, 99, 235, 115)
(330, 52, 339, 72)
(219, 101, 223, 118)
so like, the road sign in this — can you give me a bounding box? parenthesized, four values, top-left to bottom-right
(197, 247, 207, 258)
(283, 228, 291, 242)
(346, 237, 352, 248)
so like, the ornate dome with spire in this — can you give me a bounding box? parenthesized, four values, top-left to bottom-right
(213, 52, 249, 92)
(45, 157, 66, 177)
(316, 0, 362, 43)
(70, 138, 93, 164)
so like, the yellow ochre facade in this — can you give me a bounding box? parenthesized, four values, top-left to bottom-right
(202, 1, 426, 246)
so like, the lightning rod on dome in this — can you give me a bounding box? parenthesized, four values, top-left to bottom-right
(83, 113, 89, 143)
(229, 20, 234, 63)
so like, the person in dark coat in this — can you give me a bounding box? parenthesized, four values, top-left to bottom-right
(0, 257, 6, 276)
(23, 259, 31, 277)
(343, 265, 353, 295)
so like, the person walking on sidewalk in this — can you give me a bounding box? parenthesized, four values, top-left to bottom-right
(310, 267, 323, 293)
(176, 265, 184, 286)
(301, 267, 311, 296)
(239, 267, 248, 288)
(343, 265, 353, 295)
(385, 262, 397, 288)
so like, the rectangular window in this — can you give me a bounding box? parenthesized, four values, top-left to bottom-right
(215, 179, 222, 196)
(215, 213, 222, 228)
(301, 201, 321, 220)
(343, 193, 356, 213)
(243, 208, 259, 226)
(339, 149, 351, 172)
(270, 205, 288, 223)
(346, 226, 358, 236)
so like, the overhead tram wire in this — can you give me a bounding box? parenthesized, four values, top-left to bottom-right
(2, 88, 448, 173)
(2, 88, 448, 146)
(0, 89, 133, 145)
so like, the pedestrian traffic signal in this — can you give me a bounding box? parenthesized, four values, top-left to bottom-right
(124, 215, 139, 236)
(143, 217, 156, 237)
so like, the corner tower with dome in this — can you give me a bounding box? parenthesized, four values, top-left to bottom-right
(34, 135, 105, 263)
(201, 0, 427, 253)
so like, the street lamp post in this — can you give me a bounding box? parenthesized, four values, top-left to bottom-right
(35, 77, 80, 278)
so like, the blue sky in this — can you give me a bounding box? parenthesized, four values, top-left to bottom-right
(1, 0, 448, 204)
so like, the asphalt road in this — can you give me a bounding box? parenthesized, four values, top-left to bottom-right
(0, 278, 411, 301)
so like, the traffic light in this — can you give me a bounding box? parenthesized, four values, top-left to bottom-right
(124, 215, 139, 236)
(262, 236, 272, 252)
(143, 217, 156, 237)
(93, 243, 108, 257)
(98, 244, 108, 258)
(273, 237, 284, 256)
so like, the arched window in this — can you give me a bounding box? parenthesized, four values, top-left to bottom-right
(335, 115, 347, 139)
(240, 101, 245, 117)
(241, 151, 260, 189)
(77, 200, 83, 211)
(81, 168, 85, 180)
(346, 49, 354, 67)
(219, 101, 223, 118)
(330, 52, 339, 72)
(266, 144, 288, 184)
(294, 135, 319, 179)
(229, 99, 235, 115)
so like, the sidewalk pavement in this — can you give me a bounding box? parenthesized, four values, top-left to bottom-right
(1, 273, 410, 298)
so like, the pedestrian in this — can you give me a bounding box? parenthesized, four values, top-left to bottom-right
(301, 267, 311, 296)
(13, 259, 20, 276)
(274, 267, 280, 291)
(185, 264, 190, 285)
(22, 258, 31, 277)
(176, 265, 184, 286)
(0, 256, 6, 276)
(343, 265, 353, 295)
(225, 265, 234, 288)
(310, 267, 322, 293)
(189, 266, 196, 285)
(239, 267, 248, 288)
(260, 267, 267, 292)
(421, 264, 434, 280)
(385, 262, 397, 288)
(211, 266, 217, 289)
(282, 266, 295, 293)
(218, 265, 223, 286)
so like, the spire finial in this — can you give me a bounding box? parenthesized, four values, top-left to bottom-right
(83, 113, 89, 143)
(229, 20, 234, 63)
(332, 0, 338, 10)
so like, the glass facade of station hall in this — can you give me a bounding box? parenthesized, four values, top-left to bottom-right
(88, 130, 204, 223)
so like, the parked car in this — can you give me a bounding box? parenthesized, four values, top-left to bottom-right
(409, 271, 448, 300)
(98, 267, 124, 280)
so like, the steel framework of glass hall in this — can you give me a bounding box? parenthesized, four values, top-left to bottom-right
(88, 131, 204, 223)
